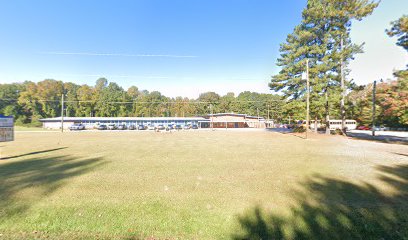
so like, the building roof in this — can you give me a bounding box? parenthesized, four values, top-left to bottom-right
(40, 113, 265, 122)
(40, 117, 207, 122)
(206, 113, 265, 120)
(207, 113, 247, 117)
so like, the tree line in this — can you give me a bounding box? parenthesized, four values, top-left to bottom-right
(0, 73, 405, 128)
(269, 0, 407, 130)
(0, 78, 286, 126)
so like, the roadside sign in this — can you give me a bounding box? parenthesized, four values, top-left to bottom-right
(0, 115, 14, 142)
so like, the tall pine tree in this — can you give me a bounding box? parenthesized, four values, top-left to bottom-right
(270, 0, 378, 132)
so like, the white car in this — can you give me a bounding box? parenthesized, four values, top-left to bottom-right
(107, 124, 117, 130)
(147, 125, 155, 130)
(156, 125, 165, 130)
(374, 126, 387, 131)
(69, 124, 85, 131)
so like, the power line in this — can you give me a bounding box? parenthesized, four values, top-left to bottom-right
(0, 98, 287, 104)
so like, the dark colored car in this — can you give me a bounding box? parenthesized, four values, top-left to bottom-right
(167, 125, 174, 130)
(97, 124, 107, 130)
(138, 125, 146, 130)
(117, 124, 127, 130)
(175, 125, 182, 130)
(69, 123, 85, 131)
(128, 125, 136, 130)
(191, 125, 198, 129)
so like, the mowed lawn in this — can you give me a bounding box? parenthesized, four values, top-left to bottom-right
(0, 130, 407, 239)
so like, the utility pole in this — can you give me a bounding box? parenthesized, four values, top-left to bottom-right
(257, 108, 260, 128)
(135, 102, 137, 117)
(267, 104, 270, 128)
(372, 80, 377, 136)
(325, 87, 330, 135)
(210, 104, 213, 131)
(340, 36, 346, 132)
(306, 58, 310, 139)
(61, 94, 64, 133)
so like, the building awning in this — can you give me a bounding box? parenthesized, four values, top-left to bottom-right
(40, 117, 207, 122)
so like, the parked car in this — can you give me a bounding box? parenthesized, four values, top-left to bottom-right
(191, 124, 198, 129)
(175, 125, 182, 130)
(167, 125, 174, 130)
(156, 125, 165, 131)
(117, 124, 127, 130)
(374, 126, 386, 131)
(138, 125, 146, 130)
(97, 124, 107, 130)
(128, 125, 136, 130)
(69, 123, 85, 131)
(357, 126, 371, 130)
(183, 125, 191, 130)
(147, 125, 155, 130)
(107, 124, 117, 130)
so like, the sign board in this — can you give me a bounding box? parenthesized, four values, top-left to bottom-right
(301, 72, 307, 80)
(0, 115, 14, 142)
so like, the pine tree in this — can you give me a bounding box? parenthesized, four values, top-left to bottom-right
(387, 15, 408, 51)
(270, 0, 378, 132)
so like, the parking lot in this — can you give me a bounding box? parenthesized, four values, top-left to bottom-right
(347, 129, 408, 143)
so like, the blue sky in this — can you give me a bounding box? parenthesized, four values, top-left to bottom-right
(0, 0, 406, 98)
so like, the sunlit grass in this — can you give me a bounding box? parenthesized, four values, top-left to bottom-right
(0, 130, 406, 239)
(14, 126, 54, 131)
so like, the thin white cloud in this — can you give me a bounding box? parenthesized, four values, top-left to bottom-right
(39, 51, 198, 58)
(48, 73, 170, 79)
(39, 73, 264, 82)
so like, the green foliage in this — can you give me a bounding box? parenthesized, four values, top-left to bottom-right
(346, 77, 408, 128)
(270, 0, 378, 125)
(293, 126, 306, 133)
(377, 76, 408, 127)
(387, 15, 408, 51)
(0, 79, 285, 125)
(283, 100, 306, 123)
(332, 129, 344, 135)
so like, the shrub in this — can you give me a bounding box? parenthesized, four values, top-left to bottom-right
(293, 126, 306, 133)
(331, 129, 344, 135)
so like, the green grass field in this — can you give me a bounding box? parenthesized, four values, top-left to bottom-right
(1, 130, 407, 239)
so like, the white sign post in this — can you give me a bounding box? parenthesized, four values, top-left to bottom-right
(0, 115, 14, 142)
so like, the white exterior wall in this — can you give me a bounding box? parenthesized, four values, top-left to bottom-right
(43, 121, 75, 129)
(246, 119, 266, 128)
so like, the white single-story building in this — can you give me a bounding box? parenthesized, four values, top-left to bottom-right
(40, 116, 208, 129)
(204, 113, 266, 128)
(40, 113, 266, 129)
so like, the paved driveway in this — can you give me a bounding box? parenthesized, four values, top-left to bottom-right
(347, 130, 408, 143)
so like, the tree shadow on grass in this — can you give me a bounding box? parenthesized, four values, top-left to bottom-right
(265, 128, 306, 140)
(234, 164, 408, 240)
(0, 147, 68, 160)
(391, 152, 408, 158)
(0, 154, 105, 219)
